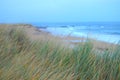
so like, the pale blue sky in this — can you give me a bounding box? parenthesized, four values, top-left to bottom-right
(0, 0, 120, 23)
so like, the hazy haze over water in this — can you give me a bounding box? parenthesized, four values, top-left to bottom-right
(0, 0, 120, 23)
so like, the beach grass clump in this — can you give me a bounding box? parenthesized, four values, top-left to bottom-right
(0, 28, 120, 80)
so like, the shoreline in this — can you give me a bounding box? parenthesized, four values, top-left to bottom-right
(0, 24, 117, 50)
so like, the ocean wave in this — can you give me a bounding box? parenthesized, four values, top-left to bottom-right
(106, 32, 120, 35)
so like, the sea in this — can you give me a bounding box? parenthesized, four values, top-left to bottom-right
(31, 22, 120, 44)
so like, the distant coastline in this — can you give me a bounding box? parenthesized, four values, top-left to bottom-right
(0, 23, 117, 51)
(30, 22, 120, 44)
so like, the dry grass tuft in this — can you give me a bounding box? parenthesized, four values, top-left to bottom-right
(0, 27, 120, 80)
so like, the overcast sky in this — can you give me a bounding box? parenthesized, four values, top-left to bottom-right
(0, 0, 120, 23)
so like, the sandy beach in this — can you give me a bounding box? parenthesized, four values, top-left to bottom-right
(0, 24, 116, 50)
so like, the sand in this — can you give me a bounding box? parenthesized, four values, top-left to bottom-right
(0, 24, 116, 50)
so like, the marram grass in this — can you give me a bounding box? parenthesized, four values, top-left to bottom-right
(0, 28, 120, 80)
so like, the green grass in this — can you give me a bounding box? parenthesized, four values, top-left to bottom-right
(0, 28, 120, 80)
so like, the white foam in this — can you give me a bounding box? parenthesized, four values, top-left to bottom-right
(40, 26, 120, 44)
